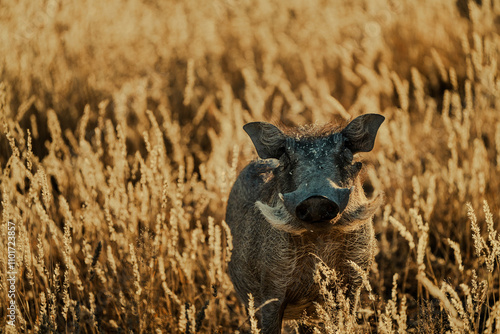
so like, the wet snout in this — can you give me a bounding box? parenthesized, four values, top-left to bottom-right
(283, 186, 351, 224)
(295, 196, 340, 223)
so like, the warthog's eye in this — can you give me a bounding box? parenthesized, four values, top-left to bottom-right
(281, 144, 299, 164)
(353, 161, 362, 173)
(342, 148, 353, 163)
(348, 161, 363, 178)
(279, 151, 292, 168)
(339, 161, 362, 185)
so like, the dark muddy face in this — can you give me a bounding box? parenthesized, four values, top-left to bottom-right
(244, 114, 385, 232)
(279, 135, 360, 225)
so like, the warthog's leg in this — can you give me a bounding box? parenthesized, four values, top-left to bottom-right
(259, 298, 286, 334)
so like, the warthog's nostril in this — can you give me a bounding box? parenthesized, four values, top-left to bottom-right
(323, 201, 340, 219)
(296, 203, 312, 222)
(295, 196, 340, 223)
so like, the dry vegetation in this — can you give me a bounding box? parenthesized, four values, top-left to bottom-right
(1, 0, 500, 332)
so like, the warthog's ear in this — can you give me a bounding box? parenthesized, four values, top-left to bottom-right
(341, 114, 385, 154)
(243, 122, 286, 159)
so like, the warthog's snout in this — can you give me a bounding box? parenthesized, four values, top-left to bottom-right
(295, 196, 339, 223)
(283, 186, 351, 223)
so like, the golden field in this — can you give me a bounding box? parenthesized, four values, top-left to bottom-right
(1, 0, 500, 332)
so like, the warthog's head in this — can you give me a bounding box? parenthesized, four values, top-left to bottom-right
(245, 114, 385, 234)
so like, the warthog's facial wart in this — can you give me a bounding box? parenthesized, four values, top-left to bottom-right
(255, 199, 303, 234)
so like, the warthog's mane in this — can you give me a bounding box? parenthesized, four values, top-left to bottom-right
(280, 122, 345, 140)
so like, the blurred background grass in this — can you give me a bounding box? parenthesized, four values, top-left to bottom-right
(1, 0, 500, 332)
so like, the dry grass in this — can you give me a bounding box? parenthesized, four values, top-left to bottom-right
(1, 0, 500, 332)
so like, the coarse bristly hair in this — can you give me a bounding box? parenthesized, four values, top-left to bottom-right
(282, 122, 345, 140)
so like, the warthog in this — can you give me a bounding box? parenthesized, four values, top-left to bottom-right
(226, 114, 385, 333)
